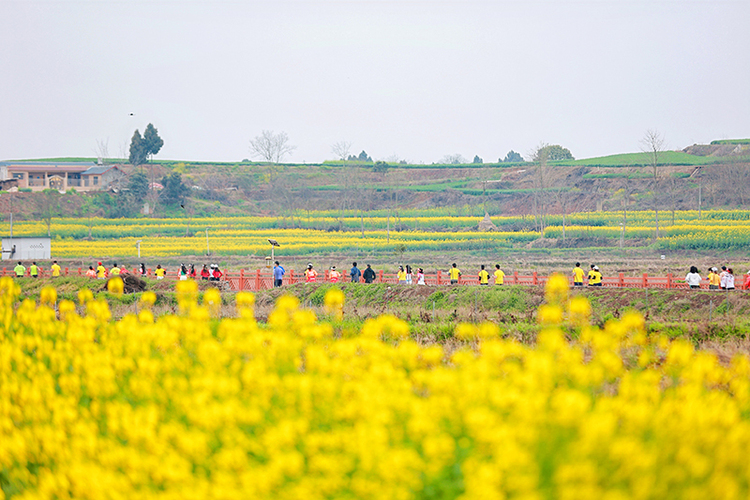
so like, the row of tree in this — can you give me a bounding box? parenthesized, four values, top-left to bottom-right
(126, 125, 573, 167)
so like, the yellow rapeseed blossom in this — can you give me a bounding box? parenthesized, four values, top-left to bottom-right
(107, 276, 124, 296)
(545, 273, 569, 305)
(39, 286, 57, 306)
(203, 288, 222, 317)
(323, 288, 345, 320)
(1, 280, 749, 500)
(140, 291, 157, 308)
(235, 291, 255, 319)
(176, 279, 199, 313)
(77, 288, 94, 305)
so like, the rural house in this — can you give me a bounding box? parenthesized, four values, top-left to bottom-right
(0, 161, 125, 192)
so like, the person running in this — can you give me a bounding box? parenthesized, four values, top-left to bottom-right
(305, 264, 318, 283)
(155, 265, 166, 280)
(85, 266, 96, 278)
(725, 268, 735, 291)
(572, 263, 585, 287)
(494, 264, 505, 285)
(273, 261, 285, 287)
(449, 263, 461, 285)
(720, 266, 729, 290)
(96, 262, 107, 279)
(350, 262, 361, 283)
(588, 266, 602, 287)
(200, 264, 210, 280)
(29, 262, 39, 278)
(363, 264, 376, 284)
(51, 260, 61, 278)
(211, 265, 223, 282)
(708, 267, 720, 290)
(110, 263, 121, 276)
(417, 268, 425, 285)
(397, 266, 407, 284)
(405, 265, 413, 285)
(685, 266, 702, 290)
(139, 263, 147, 277)
(179, 264, 188, 281)
(14, 261, 25, 278)
(329, 266, 341, 283)
(478, 265, 489, 286)
(189, 264, 197, 279)
(745, 271, 750, 291)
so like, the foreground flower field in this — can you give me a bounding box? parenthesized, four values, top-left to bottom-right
(2, 277, 750, 499)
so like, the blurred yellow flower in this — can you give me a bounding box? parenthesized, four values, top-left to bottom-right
(107, 277, 124, 296)
(323, 288, 345, 320)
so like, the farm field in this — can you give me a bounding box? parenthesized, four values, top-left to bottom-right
(3, 276, 750, 498)
(5, 210, 750, 261)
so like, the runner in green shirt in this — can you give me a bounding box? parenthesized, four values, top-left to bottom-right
(14, 262, 26, 277)
(29, 262, 39, 278)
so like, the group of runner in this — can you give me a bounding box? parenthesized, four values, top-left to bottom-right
(12, 259, 750, 290)
(685, 265, 749, 290)
(13, 260, 62, 278)
(280, 261, 509, 287)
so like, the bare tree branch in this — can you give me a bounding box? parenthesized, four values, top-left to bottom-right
(94, 138, 110, 164)
(249, 130, 296, 163)
(331, 140, 352, 161)
(640, 129, 666, 238)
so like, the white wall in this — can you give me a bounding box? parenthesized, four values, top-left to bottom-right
(2, 237, 52, 260)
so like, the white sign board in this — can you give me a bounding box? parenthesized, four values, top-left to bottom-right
(2, 237, 52, 260)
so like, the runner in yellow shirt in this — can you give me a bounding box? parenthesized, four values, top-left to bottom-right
(588, 265, 602, 286)
(96, 262, 107, 279)
(51, 260, 61, 277)
(449, 263, 461, 284)
(397, 266, 407, 284)
(478, 265, 489, 285)
(572, 262, 585, 287)
(494, 264, 505, 285)
(708, 267, 720, 290)
(155, 265, 166, 280)
(110, 263, 121, 276)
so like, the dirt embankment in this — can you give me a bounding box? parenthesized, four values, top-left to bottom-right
(683, 143, 750, 157)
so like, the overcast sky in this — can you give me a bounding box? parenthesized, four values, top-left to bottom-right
(2, 0, 748, 164)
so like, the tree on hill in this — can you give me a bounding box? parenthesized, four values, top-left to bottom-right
(373, 161, 389, 173)
(129, 124, 164, 165)
(129, 130, 147, 165)
(331, 141, 352, 161)
(441, 154, 466, 164)
(640, 129, 666, 238)
(529, 142, 552, 234)
(532, 144, 574, 162)
(160, 172, 189, 206)
(143, 124, 164, 162)
(473, 155, 483, 164)
(358, 150, 373, 162)
(502, 150, 524, 162)
(127, 171, 149, 205)
(249, 130, 296, 163)
(34, 189, 62, 237)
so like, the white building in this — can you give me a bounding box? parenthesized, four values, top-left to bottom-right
(1, 237, 52, 260)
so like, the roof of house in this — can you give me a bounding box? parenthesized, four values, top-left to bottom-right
(82, 165, 122, 175)
(0, 161, 96, 167)
(0, 162, 97, 173)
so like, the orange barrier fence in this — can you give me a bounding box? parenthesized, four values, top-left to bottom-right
(5, 267, 747, 292)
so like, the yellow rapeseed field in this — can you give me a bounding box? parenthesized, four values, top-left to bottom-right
(2, 277, 750, 499)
